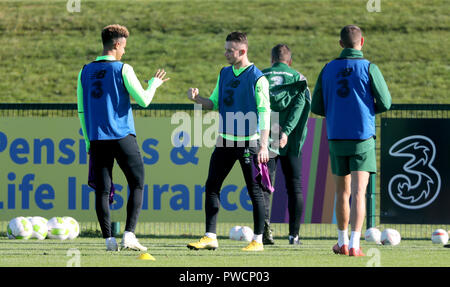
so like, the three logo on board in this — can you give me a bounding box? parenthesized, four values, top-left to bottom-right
(387, 135, 441, 210)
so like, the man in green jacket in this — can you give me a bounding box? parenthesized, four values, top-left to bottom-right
(311, 25, 391, 256)
(262, 44, 311, 245)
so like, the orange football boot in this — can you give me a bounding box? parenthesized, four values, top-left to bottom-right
(332, 243, 349, 255)
(349, 248, 365, 257)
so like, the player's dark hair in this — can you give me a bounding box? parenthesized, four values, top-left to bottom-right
(340, 25, 362, 48)
(101, 24, 129, 48)
(226, 31, 248, 47)
(271, 44, 292, 63)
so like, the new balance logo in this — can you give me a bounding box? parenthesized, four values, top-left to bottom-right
(90, 69, 107, 79)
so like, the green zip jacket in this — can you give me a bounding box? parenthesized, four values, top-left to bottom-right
(270, 80, 311, 156)
(262, 62, 310, 156)
(311, 48, 392, 155)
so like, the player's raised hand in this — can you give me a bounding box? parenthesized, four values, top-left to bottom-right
(154, 69, 170, 82)
(187, 88, 199, 101)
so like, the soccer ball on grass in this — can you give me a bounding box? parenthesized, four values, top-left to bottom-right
(364, 227, 381, 244)
(381, 228, 401, 246)
(229, 226, 242, 241)
(431, 229, 449, 244)
(30, 216, 48, 240)
(47, 217, 70, 240)
(63, 216, 80, 240)
(238, 226, 254, 242)
(7, 217, 33, 240)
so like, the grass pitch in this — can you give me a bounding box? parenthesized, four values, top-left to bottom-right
(0, 236, 448, 267)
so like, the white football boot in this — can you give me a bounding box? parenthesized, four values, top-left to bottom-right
(121, 231, 147, 251)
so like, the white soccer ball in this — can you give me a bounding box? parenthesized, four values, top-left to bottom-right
(47, 217, 70, 240)
(364, 227, 381, 244)
(238, 226, 254, 242)
(30, 216, 48, 240)
(63, 216, 80, 240)
(7, 217, 33, 240)
(381, 228, 401, 246)
(431, 229, 449, 244)
(229, 226, 242, 241)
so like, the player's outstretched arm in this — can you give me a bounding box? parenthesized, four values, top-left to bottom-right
(124, 65, 169, 108)
(187, 88, 214, 110)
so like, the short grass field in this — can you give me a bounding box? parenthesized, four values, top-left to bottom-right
(0, 236, 449, 267)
